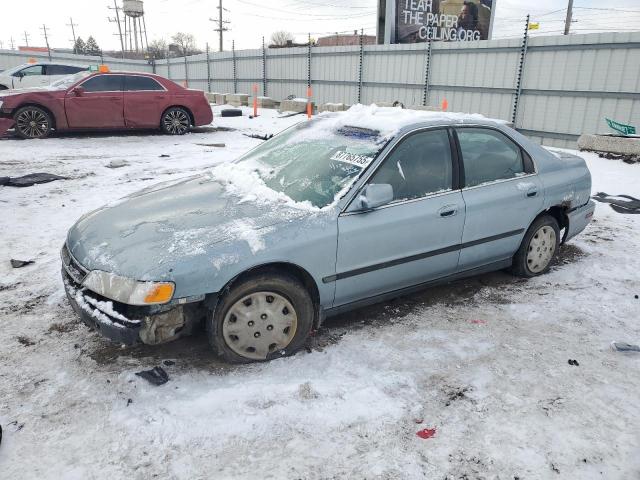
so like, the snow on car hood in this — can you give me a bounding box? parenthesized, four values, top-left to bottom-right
(66, 175, 311, 279)
(0, 86, 59, 98)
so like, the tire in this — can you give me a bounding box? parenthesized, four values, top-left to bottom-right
(220, 108, 242, 117)
(511, 215, 560, 277)
(14, 106, 53, 139)
(161, 107, 191, 135)
(208, 273, 315, 363)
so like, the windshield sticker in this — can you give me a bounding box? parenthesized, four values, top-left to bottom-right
(330, 151, 374, 167)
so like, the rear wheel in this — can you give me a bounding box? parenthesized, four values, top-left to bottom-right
(511, 215, 560, 277)
(14, 106, 53, 139)
(208, 273, 314, 363)
(161, 107, 191, 135)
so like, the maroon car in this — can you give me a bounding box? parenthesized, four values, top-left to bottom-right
(0, 71, 213, 139)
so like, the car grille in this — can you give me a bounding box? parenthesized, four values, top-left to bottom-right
(61, 244, 88, 285)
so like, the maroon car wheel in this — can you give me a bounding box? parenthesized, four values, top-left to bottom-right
(161, 107, 191, 135)
(14, 106, 53, 139)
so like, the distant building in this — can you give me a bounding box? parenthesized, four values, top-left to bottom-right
(316, 31, 376, 47)
(18, 46, 50, 53)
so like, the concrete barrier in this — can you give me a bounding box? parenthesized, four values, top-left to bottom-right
(256, 96, 277, 108)
(280, 99, 312, 113)
(318, 103, 349, 113)
(578, 134, 640, 156)
(205, 92, 218, 103)
(407, 105, 440, 111)
(214, 93, 228, 105)
(227, 94, 249, 107)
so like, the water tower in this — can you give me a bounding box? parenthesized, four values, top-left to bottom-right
(123, 0, 147, 53)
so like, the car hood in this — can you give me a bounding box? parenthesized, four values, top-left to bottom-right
(0, 86, 63, 98)
(66, 175, 311, 279)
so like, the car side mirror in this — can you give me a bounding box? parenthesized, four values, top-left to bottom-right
(358, 184, 393, 210)
(72, 86, 85, 97)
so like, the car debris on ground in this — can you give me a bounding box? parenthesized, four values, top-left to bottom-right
(0, 173, 67, 187)
(592, 192, 640, 214)
(610, 342, 640, 353)
(135, 366, 170, 386)
(10, 259, 34, 268)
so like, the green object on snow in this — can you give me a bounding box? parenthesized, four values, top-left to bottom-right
(606, 118, 636, 136)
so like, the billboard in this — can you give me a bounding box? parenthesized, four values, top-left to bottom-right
(389, 0, 495, 44)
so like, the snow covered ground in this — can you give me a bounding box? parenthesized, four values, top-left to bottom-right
(0, 106, 639, 479)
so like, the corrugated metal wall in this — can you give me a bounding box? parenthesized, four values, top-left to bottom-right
(1, 31, 638, 147)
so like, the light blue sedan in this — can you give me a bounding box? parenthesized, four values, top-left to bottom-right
(62, 109, 595, 362)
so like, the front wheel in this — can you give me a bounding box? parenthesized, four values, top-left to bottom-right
(14, 106, 53, 139)
(208, 273, 315, 363)
(161, 107, 191, 135)
(511, 215, 560, 277)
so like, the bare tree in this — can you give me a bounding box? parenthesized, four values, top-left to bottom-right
(171, 32, 200, 55)
(148, 39, 168, 59)
(270, 30, 295, 47)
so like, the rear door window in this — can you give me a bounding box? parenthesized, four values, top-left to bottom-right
(80, 75, 124, 92)
(456, 128, 526, 188)
(47, 65, 86, 75)
(124, 75, 164, 91)
(15, 65, 44, 77)
(368, 129, 454, 203)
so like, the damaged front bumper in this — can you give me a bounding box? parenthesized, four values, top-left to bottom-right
(63, 273, 144, 345)
(61, 245, 209, 346)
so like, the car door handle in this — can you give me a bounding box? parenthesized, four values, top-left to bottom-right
(438, 205, 458, 217)
(526, 188, 538, 198)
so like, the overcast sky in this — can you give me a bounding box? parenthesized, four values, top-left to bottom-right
(1, 0, 639, 52)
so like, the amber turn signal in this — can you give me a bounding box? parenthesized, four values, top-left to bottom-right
(144, 283, 175, 304)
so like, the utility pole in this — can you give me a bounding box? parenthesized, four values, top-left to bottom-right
(210, 0, 230, 52)
(10, 37, 15, 49)
(67, 17, 78, 52)
(23, 31, 30, 47)
(0, 41, 4, 50)
(564, 0, 574, 35)
(108, 0, 125, 58)
(41, 24, 52, 61)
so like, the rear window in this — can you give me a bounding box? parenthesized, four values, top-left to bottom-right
(124, 75, 164, 91)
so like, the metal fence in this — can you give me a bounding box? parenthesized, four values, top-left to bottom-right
(2, 31, 639, 148)
(0, 49, 152, 74)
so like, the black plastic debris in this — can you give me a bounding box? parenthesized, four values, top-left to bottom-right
(568, 359, 580, 366)
(159, 154, 170, 158)
(1, 173, 67, 188)
(162, 360, 176, 366)
(135, 366, 169, 386)
(10, 259, 35, 268)
(592, 193, 640, 214)
(243, 133, 273, 141)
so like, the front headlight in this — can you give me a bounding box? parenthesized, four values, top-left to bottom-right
(82, 270, 175, 306)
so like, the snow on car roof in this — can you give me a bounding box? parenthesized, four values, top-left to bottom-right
(312, 104, 505, 140)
